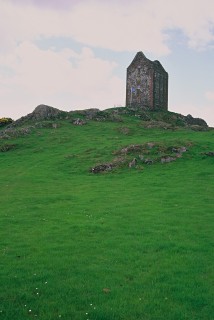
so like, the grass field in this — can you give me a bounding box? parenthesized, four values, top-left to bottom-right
(0, 113, 213, 319)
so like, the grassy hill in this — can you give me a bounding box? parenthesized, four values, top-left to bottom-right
(0, 106, 213, 320)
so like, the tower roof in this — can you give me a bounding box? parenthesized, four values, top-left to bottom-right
(128, 51, 147, 68)
(128, 51, 167, 73)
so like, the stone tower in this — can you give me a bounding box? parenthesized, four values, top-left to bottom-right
(126, 52, 168, 110)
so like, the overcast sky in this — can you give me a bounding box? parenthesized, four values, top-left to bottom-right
(0, 0, 214, 125)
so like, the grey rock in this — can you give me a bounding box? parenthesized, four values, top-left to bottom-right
(91, 163, 113, 173)
(129, 158, 137, 168)
(144, 158, 153, 165)
(73, 118, 87, 126)
(185, 114, 208, 127)
(172, 146, 187, 153)
(161, 156, 176, 163)
(30, 105, 62, 120)
(9, 105, 66, 127)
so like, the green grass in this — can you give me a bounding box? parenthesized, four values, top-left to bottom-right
(0, 115, 213, 319)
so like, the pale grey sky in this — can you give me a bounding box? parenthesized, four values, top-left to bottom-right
(0, 0, 214, 125)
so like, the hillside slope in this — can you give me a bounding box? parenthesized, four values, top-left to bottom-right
(0, 106, 213, 320)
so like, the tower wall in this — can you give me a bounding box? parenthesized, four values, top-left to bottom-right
(126, 52, 168, 111)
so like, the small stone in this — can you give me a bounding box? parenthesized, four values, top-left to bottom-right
(144, 158, 153, 165)
(73, 118, 87, 126)
(147, 142, 155, 149)
(129, 158, 137, 168)
(91, 163, 113, 174)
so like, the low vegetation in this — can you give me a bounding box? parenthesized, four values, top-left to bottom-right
(0, 117, 13, 127)
(0, 106, 213, 320)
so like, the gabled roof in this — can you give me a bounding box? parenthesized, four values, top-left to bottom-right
(131, 51, 147, 63)
(127, 51, 147, 68)
(127, 51, 167, 74)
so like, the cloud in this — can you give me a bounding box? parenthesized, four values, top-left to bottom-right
(2, 0, 214, 54)
(0, 1, 169, 56)
(153, 0, 214, 50)
(0, 43, 124, 119)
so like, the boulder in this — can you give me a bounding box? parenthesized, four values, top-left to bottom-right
(73, 118, 87, 126)
(161, 156, 176, 163)
(144, 158, 153, 165)
(91, 163, 113, 173)
(31, 105, 62, 120)
(185, 114, 208, 127)
(172, 146, 187, 153)
(9, 105, 66, 127)
(129, 158, 137, 168)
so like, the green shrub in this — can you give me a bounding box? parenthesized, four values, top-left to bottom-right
(0, 117, 13, 127)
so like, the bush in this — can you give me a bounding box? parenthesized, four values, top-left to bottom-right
(0, 118, 13, 127)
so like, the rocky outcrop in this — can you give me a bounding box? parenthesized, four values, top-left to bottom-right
(185, 114, 207, 127)
(9, 105, 67, 127)
(91, 142, 190, 173)
(23, 105, 65, 121)
(3, 105, 209, 130)
(0, 126, 33, 139)
(121, 106, 209, 129)
(33, 105, 61, 119)
(71, 108, 100, 119)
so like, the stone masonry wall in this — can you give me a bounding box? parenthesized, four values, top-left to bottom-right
(126, 52, 168, 111)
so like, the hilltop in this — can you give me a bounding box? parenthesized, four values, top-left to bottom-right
(0, 104, 213, 320)
(3, 104, 209, 129)
(1, 104, 211, 173)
